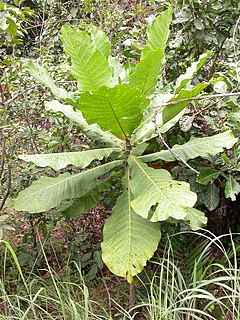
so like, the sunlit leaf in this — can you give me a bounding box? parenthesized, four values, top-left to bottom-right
(183, 208, 208, 230)
(45, 100, 123, 147)
(60, 25, 111, 91)
(174, 51, 211, 94)
(140, 131, 237, 162)
(129, 49, 164, 96)
(25, 61, 71, 100)
(141, 7, 173, 59)
(88, 24, 111, 58)
(78, 84, 149, 139)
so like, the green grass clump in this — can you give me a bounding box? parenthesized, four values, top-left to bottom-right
(1, 230, 240, 320)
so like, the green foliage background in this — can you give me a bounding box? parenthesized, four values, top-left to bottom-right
(1, 0, 240, 283)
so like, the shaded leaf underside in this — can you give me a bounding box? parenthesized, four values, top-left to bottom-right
(140, 130, 237, 162)
(12, 160, 123, 213)
(19, 148, 122, 171)
(102, 175, 160, 283)
(129, 156, 197, 222)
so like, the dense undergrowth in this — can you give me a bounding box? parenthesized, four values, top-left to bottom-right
(1, 0, 240, 319)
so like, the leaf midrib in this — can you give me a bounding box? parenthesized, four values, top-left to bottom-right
(20, 160, 123, 201)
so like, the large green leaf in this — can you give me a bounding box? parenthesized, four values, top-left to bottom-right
(19, 148, 122, 171)
(45, 100, 124, 147)
(224, 175, 240, 201)
(88, 24, 111, 59)
(174, 51, 211, 94)
(102, 176, 160, 283)
(129, 156, 197, 222)
(141, 7, 173, 59)
(130, 93, 176, 145)
(59, 174, 115, 218)
(78, 84, 149, 139)
(60, 25, 111, 91)
(140, 131, 237, 162)
(129, 49, 164, 96)
(25, 61, 72, 100)
(11, 160, 123, 213)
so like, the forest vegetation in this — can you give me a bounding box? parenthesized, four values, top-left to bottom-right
(1, 0, 240, 319)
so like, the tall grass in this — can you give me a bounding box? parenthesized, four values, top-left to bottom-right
(0, 239, 112, 319)
(1, 230, 240, 319)
(132, 230, 240, 320)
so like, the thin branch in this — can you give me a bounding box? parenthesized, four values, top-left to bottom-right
(233, 15, 240, 82)
(151, 91, 240, 174)
(152, 116, 199, 174)
(0, 165, 11, 211)
(154, 91, 240, 110)
(0, 83, 6, 180)
(23, 99, 40, 154)
(6, 84, 41, 106)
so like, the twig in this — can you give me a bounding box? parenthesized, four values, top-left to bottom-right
(152, 91, 240, 173)
(0, 165, 11, 211)
(154, 91, 240, 110)
(152, 116, 199, 174)
(0, 83, 6, 180)
(23, 99, 40, 154)
(233, 15, 240, 82)
(6, 84, 41, 106)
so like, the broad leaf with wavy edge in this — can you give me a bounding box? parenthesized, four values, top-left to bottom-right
(140, 130, 237, 162)
(19, 148, 122, 171)
(60, 25, 111, 91)
(11, 160, 123, 213)
(129, 49, 164, 96)
(78, 84, 149, 139)
(141, 7, 173, 59)
(102, 174, 160, 283)
(45, 100, 124, 148)
(129, 156, 197, 222)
